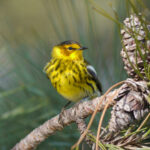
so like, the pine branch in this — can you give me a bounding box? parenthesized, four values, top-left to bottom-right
(11, 89, 118, 150)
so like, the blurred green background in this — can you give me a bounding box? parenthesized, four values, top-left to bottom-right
(0, 0, 149, 150)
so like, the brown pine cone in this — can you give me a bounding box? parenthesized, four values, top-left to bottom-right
(121, 14, 150, 81)
(109, 78, 150, 132)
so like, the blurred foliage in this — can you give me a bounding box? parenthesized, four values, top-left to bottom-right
(0, 0, 150, 150)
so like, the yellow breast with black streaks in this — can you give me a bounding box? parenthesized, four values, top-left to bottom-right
(44, 58, 99, 102)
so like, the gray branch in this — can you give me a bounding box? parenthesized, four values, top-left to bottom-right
(12, 89, 118, 150)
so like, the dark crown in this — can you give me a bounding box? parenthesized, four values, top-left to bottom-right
(58, 40, 80, 46)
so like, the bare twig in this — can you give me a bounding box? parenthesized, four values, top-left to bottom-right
(76, 118, 94, 148)
(12, 88, 118, 150)
(137, 112, 150, 131)
(96, 88, 120, 150)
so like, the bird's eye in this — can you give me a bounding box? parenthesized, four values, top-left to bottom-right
(68, 47, 73, 50)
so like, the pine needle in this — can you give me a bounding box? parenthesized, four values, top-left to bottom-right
(96, 81, 125, 150)
(137, 113, 150, 131)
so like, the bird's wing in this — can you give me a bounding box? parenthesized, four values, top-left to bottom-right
(85, 60, 102, 94)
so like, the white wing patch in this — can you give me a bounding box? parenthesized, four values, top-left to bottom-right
(86, 65, 97, 77)
(86, 64, 102, 94)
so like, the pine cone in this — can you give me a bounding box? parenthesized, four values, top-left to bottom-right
(121, 14, 150, 81)
(99, 14, 150, 149)
(109, 78, 150, 132)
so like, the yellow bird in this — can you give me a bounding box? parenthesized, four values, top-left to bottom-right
(44, 40, 102, 108)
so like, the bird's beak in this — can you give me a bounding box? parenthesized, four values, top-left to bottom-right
(78, 47, 88, 50)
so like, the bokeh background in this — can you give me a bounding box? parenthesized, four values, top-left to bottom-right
(0, 0, 150, 150)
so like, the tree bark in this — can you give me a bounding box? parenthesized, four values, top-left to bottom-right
(12, 89, 118, 150)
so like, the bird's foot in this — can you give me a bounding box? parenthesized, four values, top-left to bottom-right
(58, 108, 65, 125)
(58, 101, 72, 125)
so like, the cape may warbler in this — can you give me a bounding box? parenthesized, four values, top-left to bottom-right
(44, 40, 102, 106)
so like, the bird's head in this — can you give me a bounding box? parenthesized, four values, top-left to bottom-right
(51, 40, 88, 60)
